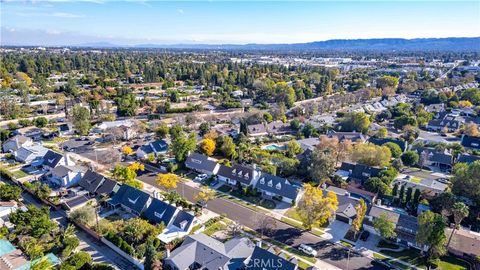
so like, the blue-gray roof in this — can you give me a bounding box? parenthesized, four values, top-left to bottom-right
(42, 150, 63, 168)
(151, 139, 168, 152)
(457, 154, 480, 164)
(143, 198, 177, 226)
(185, 152, 218, 173)
(461, 135, 480, 149)
(172, 210, 195, 231)
(108, 185, 150, 214)
(217, 164, 255, 186)
(255, 173, 299, 200)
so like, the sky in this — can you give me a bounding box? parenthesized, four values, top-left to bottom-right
(1, 0, 479, 46)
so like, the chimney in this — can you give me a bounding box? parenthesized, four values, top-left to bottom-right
(257, 240, 262, 248)
(165, 248, 170, 258)
(64, 154, 70, 166)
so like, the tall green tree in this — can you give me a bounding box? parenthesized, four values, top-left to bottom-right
(416, 211, 447, 263)
(373, 213, 397, 240)
(71, 105, 91, 135)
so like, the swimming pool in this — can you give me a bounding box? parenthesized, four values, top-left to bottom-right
(0, 239, 16, 256)
(264, 144, 285, 150)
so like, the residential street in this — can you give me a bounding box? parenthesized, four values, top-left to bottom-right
(138, 167, 386, 270)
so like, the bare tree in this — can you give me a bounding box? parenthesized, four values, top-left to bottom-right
(253, 215, 277, 238)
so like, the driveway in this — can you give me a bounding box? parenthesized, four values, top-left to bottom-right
(324, 220, 351, 242)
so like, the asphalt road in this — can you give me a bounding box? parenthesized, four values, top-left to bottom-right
(138, 168, 386, 270)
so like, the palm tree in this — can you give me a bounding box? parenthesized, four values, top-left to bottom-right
(447, 202, 469, 248)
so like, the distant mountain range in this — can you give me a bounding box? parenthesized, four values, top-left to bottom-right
(38, 37, 480, 52)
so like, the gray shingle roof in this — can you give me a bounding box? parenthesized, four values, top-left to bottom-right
(217, 164, 255, 186)
(255, 173, 299, 200)
(165, 233, 254, 270)
(185, 152, 218, 174)
(42, 150, 64, 168)
(108, 185, 150, 214)
(79, 170, 105, 194)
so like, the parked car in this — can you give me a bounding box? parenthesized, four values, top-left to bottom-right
(360, 230, 370, 241)
(298, 244, 317, 257)
(194, 174, 208, 182)
(209, 180, 219, 187)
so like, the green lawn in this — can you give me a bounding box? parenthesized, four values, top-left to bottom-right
(437, 256, 470, 270)
(380, 249, 470, 270)
(11, 170, 28, 179)
(339, 240, 354, 248)
(410, 177, 422, 183)
(380, 249, 426, 268)
(203, 221, 227, 236)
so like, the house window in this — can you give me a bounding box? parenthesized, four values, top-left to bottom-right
(128, 197, 139, 204)
(472, 143, 479, 147)
(267, 180, 273, 187)
(154, 209, 165, 219)
(238, 171, 243, 177)
(244, 173, 249, 179)
(259, 178, 265, 184)
(276, 183, 281, 190)
(362, 172, 370, 177)
(232, 169, 236, 175)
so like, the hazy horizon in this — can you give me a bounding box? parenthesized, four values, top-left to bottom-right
(1, 0, 479, 46)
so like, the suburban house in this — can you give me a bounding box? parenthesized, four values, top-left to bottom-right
(425, 103, 445, 113)
(245, 246, 298, 270)
(93, 120, 138, 140)
(143, 197, 178, 227)
(323, 186, 360, 224)
(164, 233, 255, 270)
(46, 165, 86, 188)
(247, 123, 268, 137)
(136, 139, 168, 159)
(254, 173, 302, 205)
(457, 153, 480, 164)
(265, 121, 293, 136)
(413, 146, 454, 172)
(13, 127, 48, 141)
(297, 137, 320, 151)
(0, 241, 60, 270)
(58, 123, 74, 136)
(326, 130, 367, 143)
(426, 114, 460, 132)
(217, 164, 260, 187)
(158, 210, 197, 243)
(107, 184, 151, 215)
(336, 162, 384, 184)
(2, 135, 33, 153)
(42, 150, 75, 170)
(461, 135, 480, 150)
(364, 205, 421, 249)
(78, 170, 119, 197)
(14, 144, 49, 164)
(446, 228, 480, 259)
(0, 201, 19, 219)
(185, 152, 220, 176)
(368, 137, 408, 152)
(393, 175, 448, 197)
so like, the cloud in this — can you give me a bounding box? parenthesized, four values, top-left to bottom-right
(52, 12, 84, 18)
(177, 9, 184, 15)
(12, 11, 85, 18)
